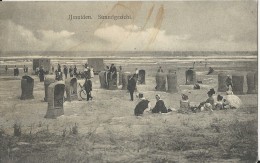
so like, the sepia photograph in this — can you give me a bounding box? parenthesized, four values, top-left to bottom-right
(0, 1, 258, 162)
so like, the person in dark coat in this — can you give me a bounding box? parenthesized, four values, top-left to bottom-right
(16, 67, 19, 76)
(13, 65, 17, 76)
(134, 93, 150, 116)
(73, 65, 77, 75)
(157, 66, 163, 73)
(69, 66, 73, 77)
(127, 74, 137, 101)
(14, 65, 19, 76)
(5, 65, 8, 73)
(83, 78, 93, 101)
(51, 65, 54, 73)
(225, 75, 233, 90)
(152, 94, 168, 113)
(109, 64, 117, 80)
(38, 66, 45, 82)
(63, 66, 68, 79)
(57, 64, 61, 72)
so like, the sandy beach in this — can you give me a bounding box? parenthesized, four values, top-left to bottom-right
(0, 55, 257, 162)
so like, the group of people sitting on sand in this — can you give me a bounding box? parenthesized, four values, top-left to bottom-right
(191, 87, 241, 112)
(134, 93, 172, 116)
(134, 85, 242, 116)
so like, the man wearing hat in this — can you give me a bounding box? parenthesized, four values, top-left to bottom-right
(127, 74, 137, 101)
(83, 77, 93, 101)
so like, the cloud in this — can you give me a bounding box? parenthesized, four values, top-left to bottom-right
(93, 24, 257, 51)
(0, 20, 256, 52)
(94, 24, 195, 51)
(35, 30, 75, 41)
(0, 20, 79, 51)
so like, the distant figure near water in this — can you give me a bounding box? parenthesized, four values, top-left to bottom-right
(57, 64, 61, 72)
(157, 66, 163, 73)
(63, 65, 68, 79)
(51, 65, 54, 73)
(14, 65, 19, 76)
(74, 65, 77, 75)
(69, 66, 73, 77)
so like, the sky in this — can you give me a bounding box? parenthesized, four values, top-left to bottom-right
(0, 1, 257, 52)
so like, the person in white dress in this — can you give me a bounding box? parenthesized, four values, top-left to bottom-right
(90, 66, 94, 78)
(225, 86, 242, 109)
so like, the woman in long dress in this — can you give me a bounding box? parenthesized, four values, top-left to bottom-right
(90, 66, 94, 78)
(225, 86, 242, 109)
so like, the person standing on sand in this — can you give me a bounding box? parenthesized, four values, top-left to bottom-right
(127, 74, 137, 101)
(14, 65, 19, 76)
(14, 65, 17, 76)
(135, 68, 139, 79)
(51, 65, 54, 73)
(83, 77, 93, 101)
(90, 66, 94, 78)
(83, 64, 90, 78)
(63, 65, 68, 79)
(225, 75, 233, 91)
(73, 65, 77, 75)
(17, 66, 19, 76)
(57, 64, 61, 72)
(38, 66, 45, 82)
(109, 64, 117, 80)
(69, 66, 73, 77)
(5, 65, 8, 73)
(157, 66, 163, 73)
(152, 94, 168, 113)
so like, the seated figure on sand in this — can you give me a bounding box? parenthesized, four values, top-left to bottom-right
(207, 67, 214, 75)
(225, 86, 242, 109)
(198, 88, 215, 112)
(215, 95, 224, 110)
(152, 94, 171, 113)
(134, 93, 151, 116)
(180, 94, 190, 110)
(214, 94, 231, 110)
